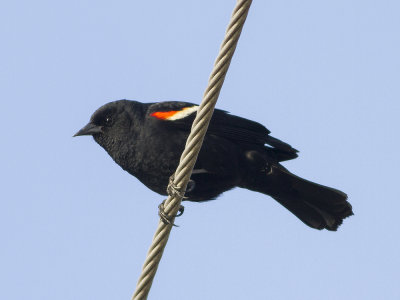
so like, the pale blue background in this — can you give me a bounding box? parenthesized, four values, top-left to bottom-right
(1, 1, 399, 299)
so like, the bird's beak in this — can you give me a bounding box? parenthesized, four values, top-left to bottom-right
(73, 122, 103, 137)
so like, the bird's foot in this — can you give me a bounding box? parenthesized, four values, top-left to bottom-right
(167, 175, 195, 199)
(158, 200, 184, 227)
(167, 175, 187, 199)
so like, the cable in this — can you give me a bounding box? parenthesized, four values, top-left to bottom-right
(132, 1, 253, 298)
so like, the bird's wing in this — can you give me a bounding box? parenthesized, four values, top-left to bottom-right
(147, 101, 298, 160)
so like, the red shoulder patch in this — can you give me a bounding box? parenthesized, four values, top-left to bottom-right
(150, 110, 179, 120)
(150, 106, 198, 121)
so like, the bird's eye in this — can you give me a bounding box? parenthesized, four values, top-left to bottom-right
(105, 116, 113, 125)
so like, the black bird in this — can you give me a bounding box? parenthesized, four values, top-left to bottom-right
(75, 100, 353, 230)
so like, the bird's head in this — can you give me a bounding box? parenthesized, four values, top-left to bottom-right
(74, 100, 144, 158)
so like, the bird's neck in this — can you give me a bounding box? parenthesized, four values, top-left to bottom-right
(95, 135, 140, 175)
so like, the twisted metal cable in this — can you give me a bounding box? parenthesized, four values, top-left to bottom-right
(132, 1, 253, 299)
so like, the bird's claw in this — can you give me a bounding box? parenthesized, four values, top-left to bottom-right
(167, 175, 187, 199)
(158, 200, 184, 227)
(176, 205, 185, 217)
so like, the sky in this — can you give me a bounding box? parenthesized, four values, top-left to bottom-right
(1, 1, 399, 299)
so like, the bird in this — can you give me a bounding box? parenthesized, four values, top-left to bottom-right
(74, 100, 353, 230)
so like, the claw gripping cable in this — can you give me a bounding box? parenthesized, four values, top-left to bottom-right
(132, 1, 253, 299)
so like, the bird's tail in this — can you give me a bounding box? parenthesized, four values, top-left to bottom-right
(246, 166, 353, 231)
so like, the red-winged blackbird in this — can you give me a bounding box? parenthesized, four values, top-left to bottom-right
(75, 100, 353, 230)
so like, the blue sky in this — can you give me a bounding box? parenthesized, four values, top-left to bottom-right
(1, 1, 399, 299)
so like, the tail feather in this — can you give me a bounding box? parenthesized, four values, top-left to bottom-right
(247, 166, 353, 231)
